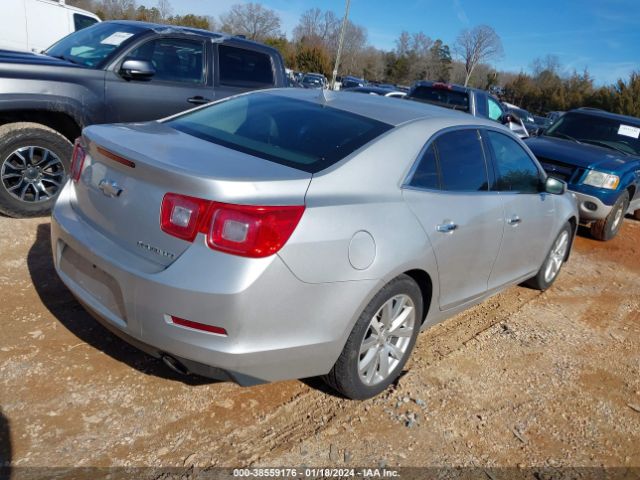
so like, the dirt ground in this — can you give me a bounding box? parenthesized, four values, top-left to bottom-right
(1, 214, 639, 475)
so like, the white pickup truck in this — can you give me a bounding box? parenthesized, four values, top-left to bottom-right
(0, 0, 100, 53)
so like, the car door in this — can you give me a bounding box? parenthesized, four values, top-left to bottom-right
(104, 36, 212, 123)
(484, 129, 556, 288)
(403, 128, 505, 310)
(213, 43, 277, 100)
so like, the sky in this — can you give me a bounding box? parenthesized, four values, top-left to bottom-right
(139, 0, 640, 85)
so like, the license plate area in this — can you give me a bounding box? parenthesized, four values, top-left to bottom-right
(59, 244, 127, 323)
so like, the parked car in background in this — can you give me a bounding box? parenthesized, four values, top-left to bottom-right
(343, 86, 406, 98)
(547, 111, 565, 124)
(339, 75, 366, 89)
(526, 108, 640, 240)
(534, 115, 552, 131)
(301, 73, 327, 89)
(52, 88, 577, 399)
(0, 20, 286, 217)
(406, 81, 529, 138)
(505, 106, 538, 134)
(0, 0, 100, 53)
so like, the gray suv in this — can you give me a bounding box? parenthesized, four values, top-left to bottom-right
(0, 20, 286, 217)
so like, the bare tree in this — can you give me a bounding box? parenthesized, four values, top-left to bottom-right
(156, 0, 172, 21)
(293, 8, 340, 46)
(454, 25, 503, 86)
(219, 3, 281, 42)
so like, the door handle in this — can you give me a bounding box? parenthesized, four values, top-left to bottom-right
(187, 96, 211, 105)
(436, 222, 458, 233)
(507, 216, 522, 225)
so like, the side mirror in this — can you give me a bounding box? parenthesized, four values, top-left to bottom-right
(120, 59, 155, 80)
(544, 176, 567, 195)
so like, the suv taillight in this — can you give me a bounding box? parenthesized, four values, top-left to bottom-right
(70, 139, 86, 182)
(160, 193, 305, 258)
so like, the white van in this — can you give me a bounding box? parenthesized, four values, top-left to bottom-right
(0, 0, 100, 53)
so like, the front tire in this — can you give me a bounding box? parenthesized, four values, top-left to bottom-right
(525, 222, 572, 291)
(590, 191, 629, 241)
(324, 275, 423, 400)
(0, 122, 72, 218)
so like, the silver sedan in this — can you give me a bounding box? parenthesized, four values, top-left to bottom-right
(51, 89, 578, 399)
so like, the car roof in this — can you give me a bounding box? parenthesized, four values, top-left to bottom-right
(571, 108, 640, 125)
(345, 86, 398, 94)
(262, 88, 500, 128)
(107, 20, 269, 48)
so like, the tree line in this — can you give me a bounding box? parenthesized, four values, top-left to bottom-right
(68, 0, 640, 118)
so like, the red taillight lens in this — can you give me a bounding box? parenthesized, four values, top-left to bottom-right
(160, 193, 210, 242)
(160, 193, 305, 258)
(207, 203, 305, 258)
(70, 140, 86, 182)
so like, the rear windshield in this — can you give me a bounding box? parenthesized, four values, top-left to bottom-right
(409, 86, 469, 112)
(167, 93, 392, 173)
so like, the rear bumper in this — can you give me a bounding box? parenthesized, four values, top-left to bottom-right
(51, 183, 379, 385)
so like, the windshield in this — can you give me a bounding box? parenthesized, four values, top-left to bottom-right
(545, 112, 640, 156)
(45, 22, 145, 68)
(409, 86, 469, 112)
(167, 93, 392, 173)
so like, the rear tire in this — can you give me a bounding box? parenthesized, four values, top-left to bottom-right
(590, 191, 629, 241)
(633, 209, 640, 221)
(323, 274, 423, 400)
(0, 122, 72, 218)
(525, 222, 572, 291)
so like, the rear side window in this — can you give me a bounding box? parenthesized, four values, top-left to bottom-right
(435, 129, 489, 191)
(409, 86, 469, 112)
(476, 93, 488, 117)
(167, 93, 392, 173)
(125, 38, 205, 84)
(485, 131, 541, 193)
(410, 144, 440, 190)
(74, 14, 98, 31)
(219, 45, 274, 87)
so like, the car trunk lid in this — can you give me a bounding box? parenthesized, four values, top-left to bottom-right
(71, 122, 311, 267)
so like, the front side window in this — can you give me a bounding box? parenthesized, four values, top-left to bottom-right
(73, 14, 98, 31)
(488, 97, 503, 122)
(486, 131, 541, 193)
(125, 38, 205, 84)
(435, 130, 489, 191)
(167, 92, 392, 173)
(219, 45, 273, 87)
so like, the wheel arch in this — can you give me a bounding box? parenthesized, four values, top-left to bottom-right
(403, 268, 433, 324)
(0, 110, 82, 143)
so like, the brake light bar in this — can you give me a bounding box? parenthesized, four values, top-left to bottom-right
(97, 146, 136, 168)
(160, 193, 305, 258)
(432, 82, 453, 90)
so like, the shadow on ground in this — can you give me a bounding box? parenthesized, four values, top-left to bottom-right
(0, 408, 10, 480)
(27, 222, 211, 386)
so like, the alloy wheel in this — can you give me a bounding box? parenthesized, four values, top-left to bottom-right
(1, 146, 65, 203)
(543, 230, 569, 283)
(358, 294, 416, 386)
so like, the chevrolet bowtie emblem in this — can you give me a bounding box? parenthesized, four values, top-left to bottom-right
(98, 179, 123, 198)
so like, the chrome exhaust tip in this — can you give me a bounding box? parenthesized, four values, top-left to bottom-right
(161, 354, 189, 375)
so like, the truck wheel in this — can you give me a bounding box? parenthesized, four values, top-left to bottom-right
(0, 122, 73, 218)
(590, 191, 629, 241)
(525, 222, 572, 291)
(323, 275, 423, 400)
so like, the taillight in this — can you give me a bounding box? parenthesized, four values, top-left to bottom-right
(160, 193, 305, 258)
(70, 139, 86, 182)
(160, 193, 210, 242)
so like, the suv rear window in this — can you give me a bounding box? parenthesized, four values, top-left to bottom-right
(167, 93, 392, 173)
(219, 45, 274, 87)
(409, 86, 469, 112)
